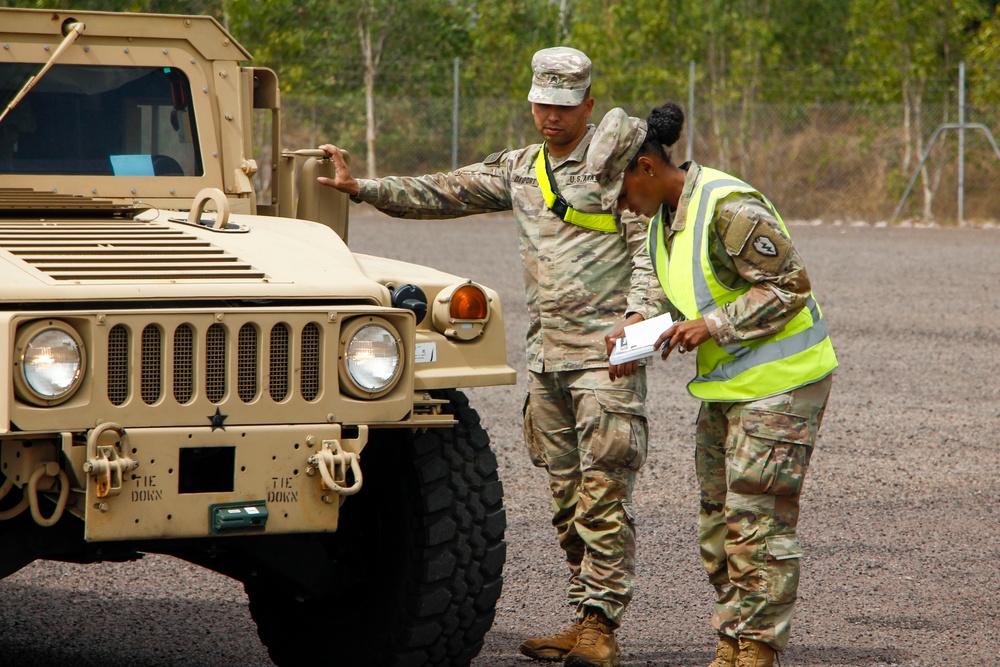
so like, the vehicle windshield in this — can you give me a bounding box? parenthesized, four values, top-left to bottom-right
(0, 64, 202, 176)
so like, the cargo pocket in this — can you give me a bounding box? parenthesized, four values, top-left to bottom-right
(728, 408, 813, 496)
(764, 534, 802, 604)
(522, 393, 547, 468)
(591, 388, 648, 470)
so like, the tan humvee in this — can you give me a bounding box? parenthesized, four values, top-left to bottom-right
(0, 8, 515, 666)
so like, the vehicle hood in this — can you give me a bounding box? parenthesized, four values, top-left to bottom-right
(0, 211, 388, 304)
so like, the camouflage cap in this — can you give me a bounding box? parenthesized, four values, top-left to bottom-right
(527, 47, 591, 106)
(586, 107, 648, 211)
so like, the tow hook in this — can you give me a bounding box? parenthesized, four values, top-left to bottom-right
(306, 440, 362, 497)
(27, 462, 69, 527)
(0, 450, 69, 527)
(83, 423, 139, 498)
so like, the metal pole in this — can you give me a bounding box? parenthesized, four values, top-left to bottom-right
(687, 60, 695, 163)
(892, 122, 1000, 223)
(452, 57, 460, 171)
(958, 61, 965, 225)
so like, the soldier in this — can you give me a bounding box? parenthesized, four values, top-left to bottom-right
(316, 48, 665, 667)
(587, 105, 838, 667)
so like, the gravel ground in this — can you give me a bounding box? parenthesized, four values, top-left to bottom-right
(1, 210, 998, 667)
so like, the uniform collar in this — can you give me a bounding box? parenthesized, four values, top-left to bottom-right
(668, 161, 701, 233)
(547, 124, 596, 170)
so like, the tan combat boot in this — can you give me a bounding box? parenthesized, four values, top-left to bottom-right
(518, 621, 585, 661)
(563, 610, 619, 667)
(736, 638, 778, 667)
(705, 635, 739, 667)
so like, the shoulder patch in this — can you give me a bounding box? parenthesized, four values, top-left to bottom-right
(483, 149, 508, 166)
(718, 204, 759, 256)
(752, 235, 778, 257)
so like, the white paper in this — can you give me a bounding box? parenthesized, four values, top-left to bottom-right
(609, 312, 675, 365)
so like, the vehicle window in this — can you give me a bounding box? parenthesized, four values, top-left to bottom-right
(0, 64, 202, 176)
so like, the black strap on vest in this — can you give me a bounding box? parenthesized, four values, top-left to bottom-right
(541, 147, 572, 220)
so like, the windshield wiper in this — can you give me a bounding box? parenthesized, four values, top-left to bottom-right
(0, 21, 85, 126)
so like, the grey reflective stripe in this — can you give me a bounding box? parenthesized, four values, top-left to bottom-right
(692, 177, 750, 357)
(693, 297, 829, 384)
(692, 178, 747, 314)
(648, 206, 663, 287)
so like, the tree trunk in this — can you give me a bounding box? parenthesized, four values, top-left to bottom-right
(707, 25, 730, 172)
(356, 1, 394, 180)
(364, 37, 378, 179)
(901, 80, 912, 174)
(910, 85, 935, 221)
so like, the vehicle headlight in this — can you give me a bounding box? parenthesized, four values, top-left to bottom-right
(340, 317, 402, 399)
(15, 322, 86, 405)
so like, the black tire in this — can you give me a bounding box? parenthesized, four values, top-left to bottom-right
(0, 486, 35, 580)
(245, 389, 506, 667)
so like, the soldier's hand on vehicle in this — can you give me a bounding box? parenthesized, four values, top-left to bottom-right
(605, 313, 644, 381)
(316, 144, 360, 196)
(655, 318, 711, 360)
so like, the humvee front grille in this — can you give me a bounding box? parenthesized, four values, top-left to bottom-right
(206, 324, 226, 404)
(103, 316, 323, 408)
(173, 324, 194, 403)
(108, 325, 129, 406)
(269, 324, 289, 401)
(10, 309, 417, 432)
(0, 220, 266, 282)
(141, 325, 162, 405)
(300, 323, 320, 401)
(237, 324, 258, 403)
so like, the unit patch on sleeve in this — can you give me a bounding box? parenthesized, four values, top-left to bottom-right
(483, 150, 508, 166)
(752, 235, 778, 257)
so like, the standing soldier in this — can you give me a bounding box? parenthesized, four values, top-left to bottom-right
(317, 48, 666, 667)
(589, 105, 838, 667)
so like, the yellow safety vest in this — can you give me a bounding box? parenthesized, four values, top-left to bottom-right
(534, 146, 618, 233)
(648, 166, 838, 402)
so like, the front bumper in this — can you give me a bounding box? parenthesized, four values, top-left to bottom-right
(71, 422, 366, 541)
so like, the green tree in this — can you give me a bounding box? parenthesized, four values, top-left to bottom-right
(966, 2, 1000, 105)
(570, 0, 821, 174)
(458, 0, 559, 155)
(847, 0, 995, 220)
(226, 0, 470, 175)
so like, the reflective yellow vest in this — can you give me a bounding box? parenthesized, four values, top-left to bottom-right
(534, 146, 618, 233)
(648, 166, 838, 401)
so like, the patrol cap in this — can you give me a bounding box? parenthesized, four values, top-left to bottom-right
(527, 47, 592, 106)
(586, 107, 648, 211)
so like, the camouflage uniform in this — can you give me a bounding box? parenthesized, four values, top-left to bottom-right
(350, 113, 664, 625)
(659, 163, 833, 651)
(587, 107, 836, 658)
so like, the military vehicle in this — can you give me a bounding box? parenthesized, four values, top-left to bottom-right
(0, 7, 515, 666)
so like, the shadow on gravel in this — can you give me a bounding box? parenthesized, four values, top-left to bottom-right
(784, 645, 915, 666)
(0, 579, 270, 667)
(493, 646, 915, 667)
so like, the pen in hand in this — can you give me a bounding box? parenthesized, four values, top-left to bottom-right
(658, 315, 686, 352)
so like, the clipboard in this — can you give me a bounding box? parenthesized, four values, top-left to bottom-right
(609, 312, 675, 365)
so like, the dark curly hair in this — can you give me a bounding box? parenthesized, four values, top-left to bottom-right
(628, 102, 685, 170)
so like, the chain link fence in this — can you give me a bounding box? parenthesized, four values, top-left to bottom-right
(272, 65, 1000, 225)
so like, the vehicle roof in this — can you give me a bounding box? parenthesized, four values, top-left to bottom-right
(0, 7, 252, 61)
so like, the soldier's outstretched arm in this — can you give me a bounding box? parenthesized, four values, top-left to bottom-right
(316, 144, 360, 196)
(323, 150, 512, 220)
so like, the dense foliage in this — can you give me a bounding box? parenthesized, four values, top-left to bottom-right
(3, 0, 998, 220)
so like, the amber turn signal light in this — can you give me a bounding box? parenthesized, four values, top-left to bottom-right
(449, 284, 489, 320)
(432, 281, 492, 341)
